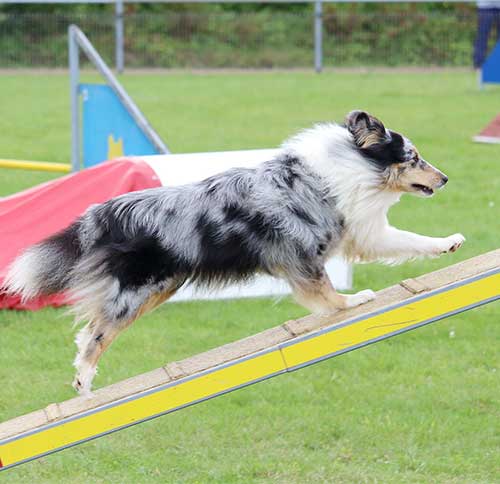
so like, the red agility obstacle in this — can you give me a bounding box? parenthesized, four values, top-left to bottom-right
(473, 114, 500, 144)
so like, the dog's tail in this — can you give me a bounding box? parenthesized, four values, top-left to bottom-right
(3, 223, 83, 301)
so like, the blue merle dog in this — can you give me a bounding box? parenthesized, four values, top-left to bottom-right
(4, 111, 464, 394)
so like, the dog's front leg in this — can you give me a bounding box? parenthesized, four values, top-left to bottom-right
(372, 226, 465, 262)
(291, 272, 375, 315)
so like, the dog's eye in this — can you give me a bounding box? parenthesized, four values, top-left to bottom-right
(410, 160, 418, 168)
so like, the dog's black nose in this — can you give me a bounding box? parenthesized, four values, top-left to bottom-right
(441, 175, 448, 185)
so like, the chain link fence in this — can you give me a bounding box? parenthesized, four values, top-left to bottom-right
(0, 7, 478, 69)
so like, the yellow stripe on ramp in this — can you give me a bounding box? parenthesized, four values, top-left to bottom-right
(0, 350, 285, 468)
(282, 272, 500, 369)
(0, 267, 499, 471)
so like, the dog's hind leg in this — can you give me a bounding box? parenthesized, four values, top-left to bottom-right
(290, 272, 375, 315)
(72, 282, 182, 395)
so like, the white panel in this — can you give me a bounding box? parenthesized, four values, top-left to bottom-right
(140, 149, 279, 186)
(170, 257, 351, 301)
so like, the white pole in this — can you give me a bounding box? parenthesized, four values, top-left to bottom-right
(116, 0, 124, 73)
(314, 0, 323, 73)
(69, 25, 80, 172)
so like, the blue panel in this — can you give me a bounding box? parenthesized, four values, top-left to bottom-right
(80, 84, 159, 168)
(482, 40, 500, 84)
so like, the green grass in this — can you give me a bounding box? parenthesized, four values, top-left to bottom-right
(0, 71, 499, 483)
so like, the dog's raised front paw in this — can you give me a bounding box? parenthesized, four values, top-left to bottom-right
(441, 233, 465, 254)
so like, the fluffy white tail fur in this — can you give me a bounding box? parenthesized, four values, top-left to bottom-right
(3, 248, 46, 301)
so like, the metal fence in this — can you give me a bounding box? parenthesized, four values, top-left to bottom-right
(0, 6, 478, 69)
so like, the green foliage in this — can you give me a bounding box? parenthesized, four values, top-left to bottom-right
(0, 5, 478, 68)
(324, 10, 475, 67)
(0, 71, 499, 481)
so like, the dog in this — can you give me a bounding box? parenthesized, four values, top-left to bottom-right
(3, 110, 465, 395)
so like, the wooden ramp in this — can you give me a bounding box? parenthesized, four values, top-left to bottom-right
(1, 250, 499, 471)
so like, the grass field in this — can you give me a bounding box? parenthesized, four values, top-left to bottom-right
(0, 71, 499, 483)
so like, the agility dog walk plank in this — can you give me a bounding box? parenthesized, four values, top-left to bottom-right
(1, 250, 499, 471)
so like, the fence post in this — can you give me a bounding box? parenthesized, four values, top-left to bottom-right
(314, 0, 323, 73)
(115, 0, 124, 73)
(68, 25, 80, 172)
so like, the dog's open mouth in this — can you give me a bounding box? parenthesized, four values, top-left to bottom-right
(411, 184, 434, 196)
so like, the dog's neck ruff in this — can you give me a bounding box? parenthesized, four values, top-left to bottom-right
(281, 123, 401, 262)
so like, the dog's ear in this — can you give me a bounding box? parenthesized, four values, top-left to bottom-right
(345, 110, 387, 148)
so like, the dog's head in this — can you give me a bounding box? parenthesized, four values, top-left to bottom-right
(345, 110, 448, 197)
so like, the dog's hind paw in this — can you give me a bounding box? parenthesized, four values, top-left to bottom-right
(72, 376, 84, 393)
(72, 370, 94, 397)
(72, 378, 94, 398)
(344, 289, 376, 308)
